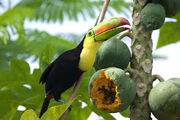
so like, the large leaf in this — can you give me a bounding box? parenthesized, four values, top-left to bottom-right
(0, 30, 76, 70)
(41, 99, 75, 120)
(20, 109, 39, 120)
(20, 30, 77, 60)
(0, 6, 34, 39)
(0, 59, 43, 120)
(17, 0, 131, 22)
(157, 13, 180, 48)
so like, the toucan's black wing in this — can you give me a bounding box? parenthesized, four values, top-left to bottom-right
(39, 62, 54, 84)
(39, 36, 85, 85)
(44, 48, 83, 100)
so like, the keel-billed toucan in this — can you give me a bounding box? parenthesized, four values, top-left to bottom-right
(39, 17, 130, 118)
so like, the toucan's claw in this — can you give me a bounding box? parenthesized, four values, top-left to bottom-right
(58, 99, 72, 111)
(68, 105, 72, 111)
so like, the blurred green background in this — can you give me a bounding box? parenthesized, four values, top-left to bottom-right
(0, 0, 180, 120)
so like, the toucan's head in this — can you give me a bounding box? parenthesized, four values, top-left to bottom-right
(86, 17, 130, 42)
(79, 17, 131, 71)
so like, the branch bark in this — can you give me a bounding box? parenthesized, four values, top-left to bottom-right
(130, 0, 153, 119)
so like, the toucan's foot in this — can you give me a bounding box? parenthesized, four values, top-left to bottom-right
(58, 99, 66, 104)
(57, 99, 72, 111)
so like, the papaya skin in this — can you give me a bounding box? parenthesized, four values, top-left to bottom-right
(89, 67, 136, 112)
(149, 78, 180, 120)
(94, 38, 131, 71)
(140, 3, 165, 30)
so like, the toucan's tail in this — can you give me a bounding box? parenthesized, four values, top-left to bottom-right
(39, 97, 50, 118)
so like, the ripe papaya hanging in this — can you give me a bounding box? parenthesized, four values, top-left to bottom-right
(149, 78, 180, 120)
(94, 38, 131, 71)
(140, 3, 165, 30)
(89, 67, 136, 112)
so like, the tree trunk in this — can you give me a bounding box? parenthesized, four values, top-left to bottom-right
(130, 0, 153, 119)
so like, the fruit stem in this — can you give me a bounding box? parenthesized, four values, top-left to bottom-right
(151, 74, 165, 82)
(117, 31, 133, 40)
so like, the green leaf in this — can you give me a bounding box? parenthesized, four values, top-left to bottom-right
(17, 0, 131, 22)
(0, 30, 76, 70)
(0, 26, 9, 45)
(0, 59, 44, 120)
(89, 105, 116, 120)
(41, 98, 75, 120)
(120, 107, 130, 118)
(0, 59, 31, 90)
(11, 59, 30, 74)
(0, 6, 34, 38)
(20, 30, 77, 60)
(32, 68, 42, 81)
(0, 104, 17, 120)
(39, 44, 56, 70)
(0, 7, 34, 25)
(157, 13, 180, 48)
(65, 100, 91, 120)
(20, 109, 39, 120)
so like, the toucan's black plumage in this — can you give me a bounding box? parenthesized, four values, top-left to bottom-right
(39, 38, 84, 118)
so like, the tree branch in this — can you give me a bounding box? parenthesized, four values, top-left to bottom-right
(130, 0, 153, 119)
(59, 75, 84, 120)
(95, 0, 110, 26)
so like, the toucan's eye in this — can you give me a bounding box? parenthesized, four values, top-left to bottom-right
(88, 31, 93, 36)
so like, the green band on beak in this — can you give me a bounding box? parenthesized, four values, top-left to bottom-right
(93, 17, 130, 41)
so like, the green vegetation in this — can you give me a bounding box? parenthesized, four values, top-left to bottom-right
(0, 0, 180, 120)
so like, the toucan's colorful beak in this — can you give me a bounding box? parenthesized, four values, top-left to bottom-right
(93, 17, 131, 41)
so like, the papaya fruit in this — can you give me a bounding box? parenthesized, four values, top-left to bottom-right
(89, 67, 136, 112)
(152, 0, 180, 17)
(94, 38, 131, 71)
(140, 3, 165, 30)
(149, 78, 180, 120)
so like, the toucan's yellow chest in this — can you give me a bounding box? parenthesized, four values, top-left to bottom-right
(79, 37, 102, 71)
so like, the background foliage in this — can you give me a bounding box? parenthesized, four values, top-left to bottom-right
(0, 0, 179, 120)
